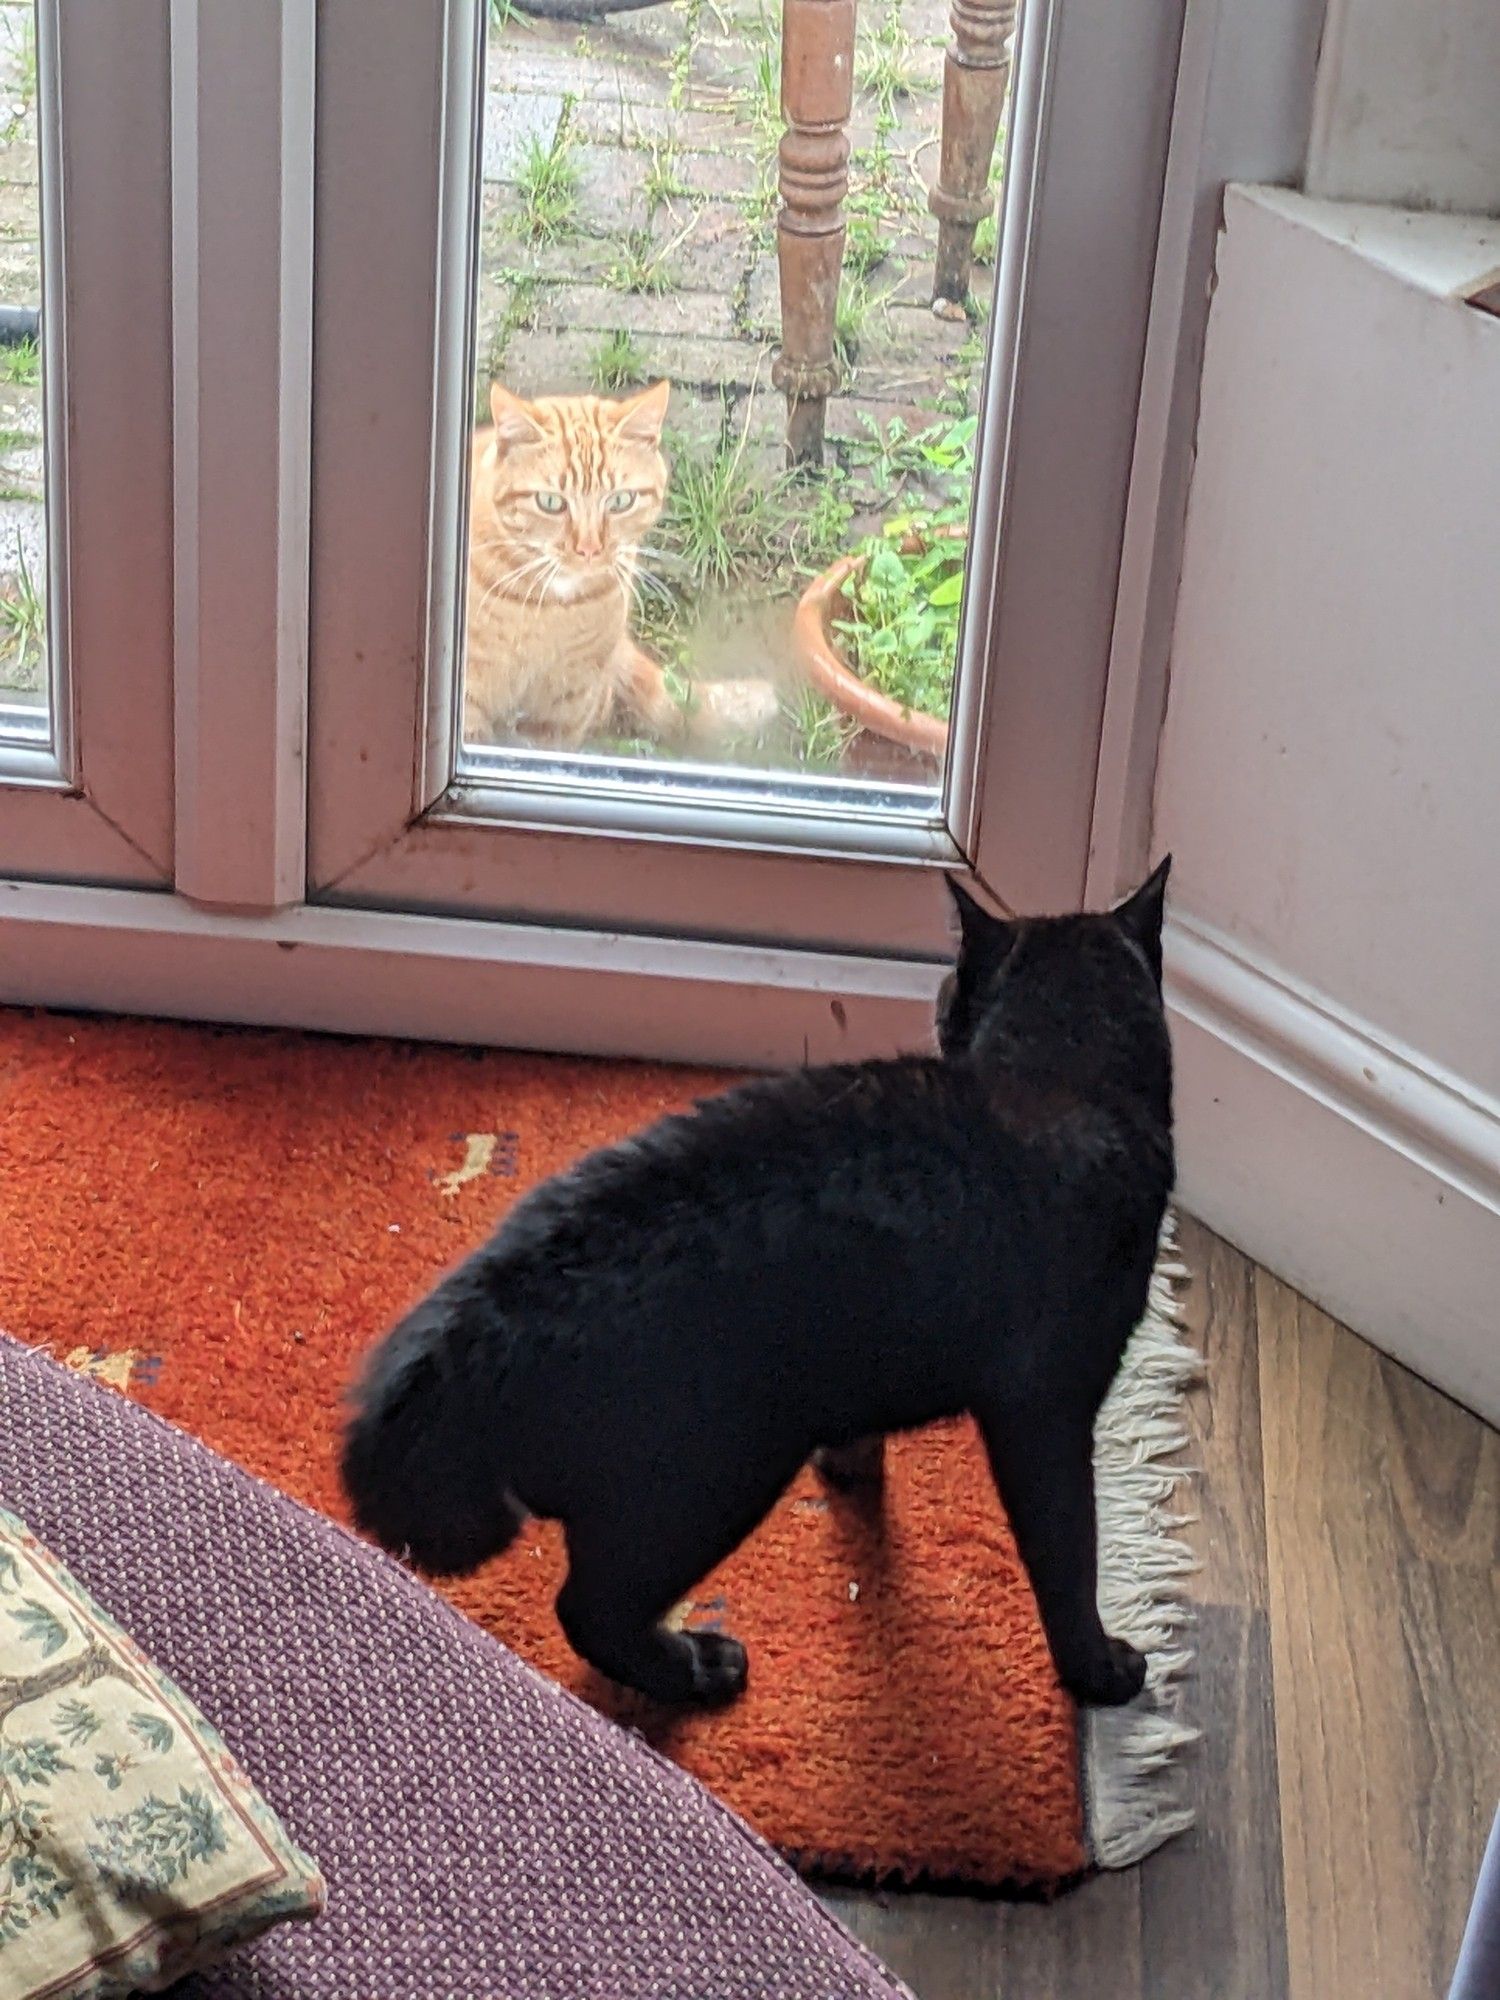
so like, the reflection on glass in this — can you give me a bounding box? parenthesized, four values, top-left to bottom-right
(461, 0, 1006, 797)
(0, 2, 44, 740)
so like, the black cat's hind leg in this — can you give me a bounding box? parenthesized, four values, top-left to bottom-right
(814, 1434, 885, 1490)
(556, 1459, 794, 1707)
(976, 1393, 1146, 1707)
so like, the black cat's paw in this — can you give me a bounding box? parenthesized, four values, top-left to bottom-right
(814, 1437, 885, 1490)
(1062, 1635, 1148, 1707)
(684, 1630, 749, 1705)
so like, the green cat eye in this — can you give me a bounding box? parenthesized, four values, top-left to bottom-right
(534, 491, 566, 514)
(605, 490, 636, 514)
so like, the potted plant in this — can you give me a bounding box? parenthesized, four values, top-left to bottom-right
(792, 419, 974, 763)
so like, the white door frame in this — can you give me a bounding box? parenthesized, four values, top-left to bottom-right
(0, 0, 1325, 1070)
(304, 0, 1184, 966)
(0, 0, 176, 887)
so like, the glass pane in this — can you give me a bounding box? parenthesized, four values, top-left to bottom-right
(0, 1, 46, 747)
(459, 0, 1009, 815)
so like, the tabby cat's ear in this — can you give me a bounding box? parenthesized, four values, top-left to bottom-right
(1112, 854, 1172, 982)
(489, 381, 544, 451)
(611, 379, 671, 448)
(946, 877, 1016, 957)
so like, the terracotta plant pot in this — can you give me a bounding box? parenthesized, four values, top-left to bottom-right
(791, 533, 961, 761)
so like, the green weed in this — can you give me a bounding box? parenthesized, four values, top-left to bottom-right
(515, 96, 579, 245)
(834, 269, 887, 372)
(642, 138, 691, 213)
(844, 214, 888, 281)
(782, 685, 857, 767)
(833, 417, 976, 721)
(0, 337, 39, 387)
(662, 406, 785, 589)
(590, 328, 646, 391)
(605, 219, 690, 296)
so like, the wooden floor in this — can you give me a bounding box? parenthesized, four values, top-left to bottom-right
(822, 1218, 1500, 1999)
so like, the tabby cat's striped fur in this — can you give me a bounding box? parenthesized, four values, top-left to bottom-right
(464, 380, 680, 748)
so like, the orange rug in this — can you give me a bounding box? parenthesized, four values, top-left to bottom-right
(0, 1009, 1190, 1889)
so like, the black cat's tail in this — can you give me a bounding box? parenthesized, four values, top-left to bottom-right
(340, 1286, 527, 1578)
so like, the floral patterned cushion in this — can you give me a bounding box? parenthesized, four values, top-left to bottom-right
(0, 1507, 324, 1996)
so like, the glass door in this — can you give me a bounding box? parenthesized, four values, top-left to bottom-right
(0, 1, 173, 887)
(0, 0, 1183, 1066)
(307, 0, 1182, 975)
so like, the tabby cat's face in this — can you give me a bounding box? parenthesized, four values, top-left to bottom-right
(478, 380, 670, 601)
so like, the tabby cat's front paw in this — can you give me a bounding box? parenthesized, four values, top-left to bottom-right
(1061, 1635, 1147, 1707)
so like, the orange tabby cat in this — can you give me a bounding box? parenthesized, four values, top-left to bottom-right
(464, 380, 684, 748)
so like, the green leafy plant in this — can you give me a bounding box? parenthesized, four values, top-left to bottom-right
(515, 97, 579, 245)
(833, 417, 975, 721)
(590, 328, 646, 391)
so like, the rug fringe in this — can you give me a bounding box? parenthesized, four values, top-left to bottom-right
(1082, 1216, 1204, 1871)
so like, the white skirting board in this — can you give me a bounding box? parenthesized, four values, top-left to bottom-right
(1166, 914, 1500, 1426)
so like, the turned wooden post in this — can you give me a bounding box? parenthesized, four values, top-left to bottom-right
(774, 0, 856, 467)
(929, 0, 1016, 316)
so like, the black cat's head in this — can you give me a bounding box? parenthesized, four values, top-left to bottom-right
(937, 859, 1173, 1100)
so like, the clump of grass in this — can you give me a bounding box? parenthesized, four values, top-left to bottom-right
(790, 469, 854, 573)
(858, 7, 919, 123)
(0, 535, 45, 682)
(850, 137, 899, 208)
(606, 220, 688, 297)
(515, 96, 579, 245)
(844, 214, 888, 282)
(0, 336, 39, 388)
(937, 326, 987, 417)
(590, 328, 646, 391)
(642, 138, 690, 213)
(744, 21, 781, 140)
(834, 269, 887, 371)
(782, 685, 857, 767)
(662, 405, 786, 589)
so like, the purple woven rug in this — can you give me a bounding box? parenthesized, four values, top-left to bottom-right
(0, 1334, 908, 1999)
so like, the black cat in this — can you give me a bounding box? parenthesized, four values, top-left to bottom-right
(342, 862, 1174, 1709)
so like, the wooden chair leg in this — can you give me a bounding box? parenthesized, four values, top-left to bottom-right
(773, 0, 856, 467)
(929, 0, 1016, 316)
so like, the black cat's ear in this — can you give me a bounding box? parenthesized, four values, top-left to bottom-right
(1113, 855, 1172, 981)
(945, 877, 1016, 958)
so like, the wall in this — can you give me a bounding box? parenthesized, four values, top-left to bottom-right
(1156, 185, 1500, 1419)
(1307, 0, 1500, 214)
